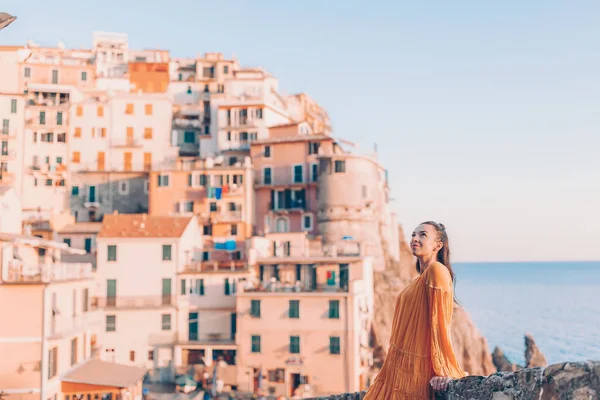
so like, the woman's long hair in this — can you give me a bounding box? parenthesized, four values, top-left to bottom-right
(415, 221, 459, 304)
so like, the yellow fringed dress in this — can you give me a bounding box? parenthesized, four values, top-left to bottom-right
(364, 262, 466, 399)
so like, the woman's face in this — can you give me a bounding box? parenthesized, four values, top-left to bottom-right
(410, 223, 442, 257)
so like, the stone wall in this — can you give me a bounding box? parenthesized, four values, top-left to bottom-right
(308, 361, 600, 400)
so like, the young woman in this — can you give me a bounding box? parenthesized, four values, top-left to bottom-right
(364, 221, 466, 399)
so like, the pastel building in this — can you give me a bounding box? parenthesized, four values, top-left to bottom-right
(94, 214, 202, 382)
(250, 122, 334, 236)
(148, 156, 254, 260)
(0, 93, 25, 189)
(0, 185, 113, 400)
(235, 232, 374, 398)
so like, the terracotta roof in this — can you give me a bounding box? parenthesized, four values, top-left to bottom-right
(58, 222, 103, 234)
(98, 214, 192, 238)
(62, 359, 146, 388)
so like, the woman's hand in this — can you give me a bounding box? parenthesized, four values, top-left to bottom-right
(430, 376, 452, 392)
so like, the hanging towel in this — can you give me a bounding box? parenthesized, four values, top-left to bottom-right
(225, 240, 236, 251)
(215, 187, 223, 200)
(222, 184, 229, 194)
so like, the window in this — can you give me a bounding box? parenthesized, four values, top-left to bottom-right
(330, 336, 341, 354)
(183, 201, 194, 213)
(48, 347, 58, 378)
(57, 133, 66, 142)
(224, 278, 231, 295)
(308, 142, 319, 155)
(45, 179, 53, 186)
(263, 167, 272, 185)
(204, 125, 210, 135)
(181, 279, 187, 295)
(268, 369, 285, 383)
(311, 164, 319, 182)
(329, 300, 340, 319)
(107, 245, 117, 261)
(290, 336, 300, 354)
(144, 127, 153, 139)
(162, 245, 172, 261)
(56, 157, 63, 165)
(71, 338, 78, 366)
(145, 104, 153, 115)
(217, 84, 224, 93)
(195, 279, 205, 295)
(335, 160, 346, 173)
(76, 106, 83, 117)
(157, 174, 169, 187)
(82, 288, 89, 312)
(148, 350, 154, 361)
(57, 112, 63, 125)
(202, 251, 209, 261)
(293, 165, 303, 183)
(223, 65, 229, 74)
(209, 202, 217, 212)
(1, 119, 8, 134)
(72, 151, 80, 163)
(130, 351, 135, 362)
(106, 315, 116, 332)
(264, 145, 271, 158)
(97, 106, 104, 117)
(184, 131, 195, 143)
(24, 67, 31, 78)
(187, 174, 193, 187)
(161, 314, 171, 330)
(250, 300, 261, 318)
(71, 186, 79, 196)
(74, 127, 81, 138)
(362, 185, 368, 198)
(199, 174, 207, 186)
(10, 99, 17, 114)
(101, 127, 107, 137)
(302, 214, 313, 231)
(231, 224, 238, 235)
(126, 103, 134, 114)
(289, 300, 300, 319)
(186, 85, 192, 94)
(251, 335, 261, 353)
(39, 111, 46, 125)
(256, 108, 263, 119)
(118, 180, 129, 195)
(81, 71, 87, 81)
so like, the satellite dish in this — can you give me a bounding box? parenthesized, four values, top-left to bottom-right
(0, 13, 16, 31)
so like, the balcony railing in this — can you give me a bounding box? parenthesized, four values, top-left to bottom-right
(210, 210, 243, 223)
(92, 295, 177, 309)
(5, 261, 93, 283)
(110, 138, 143, 148)
(47, 310, 102, 340)
(180, 260, 246, 274)
(173, 117, 202, 129)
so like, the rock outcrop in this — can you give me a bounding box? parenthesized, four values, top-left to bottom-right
(492, 346, 519, 372)
(372, 224, 495, 376)
(308, 361, 600, 400)
(525, 333, 548, 368)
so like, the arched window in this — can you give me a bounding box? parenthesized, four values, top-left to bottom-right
(275, 217, 289, 233)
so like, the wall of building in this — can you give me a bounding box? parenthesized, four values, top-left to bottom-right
(69, 172, 148, 221)
(0, 47, 23, 93)
(0, 94, 26, 191)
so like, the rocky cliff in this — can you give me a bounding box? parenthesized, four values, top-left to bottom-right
(309, 361, 600, 400)
(372, 225, 495, 376)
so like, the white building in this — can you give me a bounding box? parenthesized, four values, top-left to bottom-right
(94, 213, 202, 382)
(0, 94, 26, 193)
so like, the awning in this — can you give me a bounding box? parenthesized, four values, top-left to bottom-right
(0, 232, 86, 255)
(62, 359, 146, 388)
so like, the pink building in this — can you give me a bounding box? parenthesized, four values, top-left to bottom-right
(250, 122, 334, 236)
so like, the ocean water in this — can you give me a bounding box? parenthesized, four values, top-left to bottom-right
(452, 261, 600, 366)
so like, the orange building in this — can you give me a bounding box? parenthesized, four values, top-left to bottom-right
(129, 62, 170, 93)
(148, 156, 254, 263)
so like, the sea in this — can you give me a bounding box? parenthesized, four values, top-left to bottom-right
(452, 261, 600, 367)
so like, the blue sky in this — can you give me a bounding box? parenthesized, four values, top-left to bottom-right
(2, 0, 599, 261)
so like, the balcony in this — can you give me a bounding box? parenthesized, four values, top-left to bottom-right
(47, 310, 103, 341)
(210, 210, 243, 224)
(110, 138, 143, 148)
(180, 260, 246, 274)
(92, 295, 177, 309)
(5, 261, 93, 283)
(0, 129, 18, 140)
(173, 117, 202, 129)
(0, 171, 14, 183)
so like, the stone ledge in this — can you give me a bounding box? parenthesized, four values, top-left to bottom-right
(308, 360, 600, 400)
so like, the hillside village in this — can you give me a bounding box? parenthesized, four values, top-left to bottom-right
(0, 32, 402, 399)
